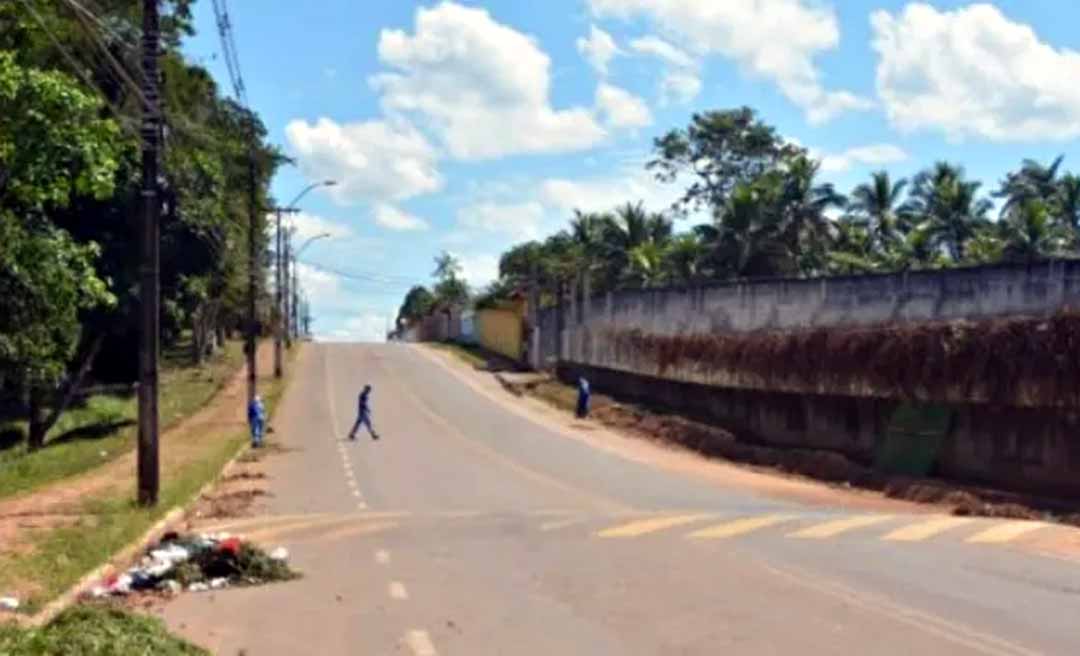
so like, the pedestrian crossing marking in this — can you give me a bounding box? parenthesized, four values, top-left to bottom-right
(789, 515, 895, 539)
(965, 521, 1047, 544)
(882, 516, 973, 542)
(597, 514, 711, 538)
(688, 514, 796, 539)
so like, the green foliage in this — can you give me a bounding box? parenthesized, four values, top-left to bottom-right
(397, 285, 436, 325)
(397, 106, 1080, 328)
(0, 605, 207, 656)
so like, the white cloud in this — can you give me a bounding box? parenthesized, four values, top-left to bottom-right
(577, 24, 622, 75)
(818, 144, 909, 174)
(456, 201, 546, 240)
(319, 313, 389, 342)
(287, 212, 353, 242)
(371, 2, 606, 160)
(285, 117, 442, 205)
(871, 3, 1080, 141)
(595, 82, 653, 129)
(630, 35, 695, 69)
(373, 204, 430, 231)
(539, 164, 685, 217)
(296, 262, 344, 307)
(659, 70, 702, 105)
(589, 0, 872, 123)
(456, 253, 500, 289)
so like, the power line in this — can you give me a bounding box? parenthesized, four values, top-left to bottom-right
(60, 0, 150, 107)
(17, 0, 139, 135)
(296, 259, 420, 288)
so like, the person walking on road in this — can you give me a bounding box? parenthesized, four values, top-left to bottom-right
(349, 384, 380, 441)
(248, 394, 266, 448)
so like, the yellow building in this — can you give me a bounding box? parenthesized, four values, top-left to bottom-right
(476, 296, 527, 361)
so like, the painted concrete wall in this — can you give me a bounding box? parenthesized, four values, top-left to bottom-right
(477, 308, 523, 361)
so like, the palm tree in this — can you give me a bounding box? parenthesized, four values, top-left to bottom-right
(627, 241, 670, 287)
(999, 200, 1073, 263)
(1058, 174, 1080, 233)
(663, 233, 709, 284)
(905, 162, 991, 263)
(849, 170, 908, 250)
(996, 156, 1065, 218)
(600, 202, 673, 286)
(778, 155, 846, 275)
(713, 179, 794, 278)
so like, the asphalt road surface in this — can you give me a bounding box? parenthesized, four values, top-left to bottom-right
(164, 343, 1080, 655)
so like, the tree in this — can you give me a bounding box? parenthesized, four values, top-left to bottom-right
(905, 162, 991, 263)
(649, 107, 802, 215)
(664, 233, 710, 284)
(998, 200, 1073, 263)
(599, 202, 673, 287)
(397, 286, 435, 325)
(849, 171, 908, 250)
(431, 251, 469, 306)
(995, 156, 1064, 219)
(0, 52, 121, 448)
(777, 155, 846, 275)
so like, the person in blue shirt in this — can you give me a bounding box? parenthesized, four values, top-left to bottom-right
(576, 377, 591, 419)
(247, 394, 266, 448)
(349, 384, 380, 441)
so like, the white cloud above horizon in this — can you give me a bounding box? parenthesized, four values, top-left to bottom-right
(285, 117, 442, 206)
(588, 0, 872, 123)
(371, 2, 607, 160)
(577, 24, 622, 76)
(872, 3, 1080, 142)
(595, 82, 653, 129)
(374, 204, 430, 231)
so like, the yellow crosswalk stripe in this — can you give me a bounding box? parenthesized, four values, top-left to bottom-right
(687, 514, 796, 539)
(882, 516, 972, 542)
(597, 514, 711, 538)
(788, 515, 894, 539)
(965, 521, 1047, 544)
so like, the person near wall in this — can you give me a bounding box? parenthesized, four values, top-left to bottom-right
(576, 377, 591, 419)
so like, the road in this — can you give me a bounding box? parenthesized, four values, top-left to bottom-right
(164, 343, 1080, 655)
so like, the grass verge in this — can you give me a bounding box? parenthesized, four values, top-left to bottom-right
(0, 604, 207, 655)
(0, 344, 297, 614)
(426, 341, 489, 369)
(0, 342, 244, 501)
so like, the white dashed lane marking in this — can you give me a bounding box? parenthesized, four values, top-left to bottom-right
(376, 550, 390, 565)
(389, 581, 409, 600)
(405, 630, 437, 656)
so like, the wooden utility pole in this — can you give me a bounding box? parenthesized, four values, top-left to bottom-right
(245, 143, 258, 405)
(272, 208, 298, 376)
(137, 0, 161, 506)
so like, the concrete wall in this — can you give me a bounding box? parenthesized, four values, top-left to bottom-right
(540, 259, 1080, 399)
(561, 362, 1080, 499)
(477, 308, 524, 361)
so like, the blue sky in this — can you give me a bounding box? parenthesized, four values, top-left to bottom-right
(183, 1, 1080, 341)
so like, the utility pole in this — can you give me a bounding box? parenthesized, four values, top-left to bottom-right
(284, 229, 293, 347)
(291, 246, 299, 341)
(245, 138, 258, 404)
(137, 0, 161, 506)
(272, 208, 298, 376)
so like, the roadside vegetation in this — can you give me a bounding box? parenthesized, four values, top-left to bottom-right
(1, 2, 284, 459)
(0, 605, 207, 656)
(0, 343, 295, 613)
(397, 107, 1080, 322)
(0, 341, 243, 501)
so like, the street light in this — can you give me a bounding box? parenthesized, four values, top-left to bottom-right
(274, 180, 336, 377)
(291, 232, 332, 340)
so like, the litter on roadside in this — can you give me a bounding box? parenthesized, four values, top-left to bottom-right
(0, 597, 19, 611)
(85, 532, 297, 600)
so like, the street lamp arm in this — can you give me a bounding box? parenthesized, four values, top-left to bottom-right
(296, 232, 332, 257)
(287, 179, 337, 208)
